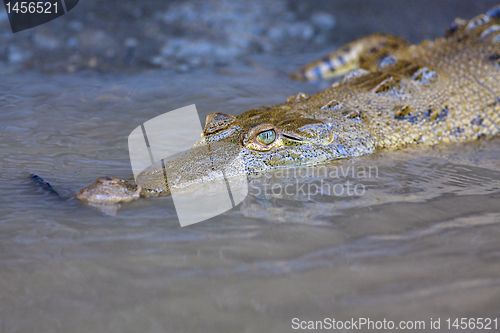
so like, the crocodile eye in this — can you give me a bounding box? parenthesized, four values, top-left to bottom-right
(256, 129, 276, 145)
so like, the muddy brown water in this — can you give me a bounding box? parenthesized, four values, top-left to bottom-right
(1, 57, 500, 331)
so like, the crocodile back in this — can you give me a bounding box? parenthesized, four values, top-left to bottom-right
(306, 10, 500, 149)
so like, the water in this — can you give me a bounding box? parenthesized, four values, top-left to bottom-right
(1, 57, 500, 332)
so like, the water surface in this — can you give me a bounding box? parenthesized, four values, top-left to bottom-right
(1, 59, 500, 332)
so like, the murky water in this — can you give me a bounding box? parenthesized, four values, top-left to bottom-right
(1, 55, 500, 332)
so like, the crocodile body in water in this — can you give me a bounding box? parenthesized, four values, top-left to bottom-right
(77, 6, 500, 204)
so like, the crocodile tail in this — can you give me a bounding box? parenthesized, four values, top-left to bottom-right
(29, 174, 61, 198)
(289, 33, 409, 82)
(446, 5, 500, 41)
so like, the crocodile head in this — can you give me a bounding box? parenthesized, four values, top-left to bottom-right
(146, 104, 376, 193)
(202, 106, 376, 172)
(78, 98, 378, 204)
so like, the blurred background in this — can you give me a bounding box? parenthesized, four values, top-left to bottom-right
(1, 0, 499, 74)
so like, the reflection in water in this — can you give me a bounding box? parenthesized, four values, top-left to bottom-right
(1, 68, 500, 332)
(240, 149, 500, 223)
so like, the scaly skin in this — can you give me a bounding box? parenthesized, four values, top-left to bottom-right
(77, 6, 500, 204)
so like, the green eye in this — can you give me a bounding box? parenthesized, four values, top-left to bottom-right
(256, 129, 276, 145)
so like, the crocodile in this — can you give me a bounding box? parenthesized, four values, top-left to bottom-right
(77, 6, 500, 204)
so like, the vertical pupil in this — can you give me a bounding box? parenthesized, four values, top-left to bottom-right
(257, 130, 275, 144)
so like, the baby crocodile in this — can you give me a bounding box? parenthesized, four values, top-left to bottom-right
(78, 6, 500, 204)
